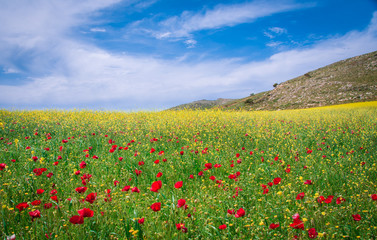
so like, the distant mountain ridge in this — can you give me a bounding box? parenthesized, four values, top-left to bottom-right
(170, 50, 377, 111)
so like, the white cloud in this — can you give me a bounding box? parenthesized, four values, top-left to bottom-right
(90, 28, 107, 32)
(264, 26, 287, 39)
(184, 39, 197, 48)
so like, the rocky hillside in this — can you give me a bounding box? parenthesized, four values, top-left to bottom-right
(221, 50, 377, 110)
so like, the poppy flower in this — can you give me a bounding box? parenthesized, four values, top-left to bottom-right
(135, 169, 142, 176)
(263, 188, 269, 194)
(138, 161, 144, 166)
(324, 195, 334, 204)
(174, 181, 183, 189)
(0, 163, 6, 170)
(32, 156, 38, 161)
(44, 203, 53, 209)
(131, 187, 140, 193)
(219, 224, 227, 230)
(85, 193, 97, 204)
(16, 202, 29, 212)
(177, 199, 186, 208)
(204, 163, 212, 169)
(47, 172, 53, 178)
(336, 197, 346, 204)
(78, 208, 94, 218)
(79, 161, 86, 169)
(50, 189, 57, 195)
(308, 228, 318, 239)
(150, 180, 162, 192)
(189, 174, 194, 179)
(273, 177, 281, 185)
(122, 186, 131, 192)
(150, 202, 161, 212)
(50, 196, 58, 202)
(235, 208, 245, 218)
(150, 148, 156, 153)
(138, 218, 145, 224)
(198, 171, 203, 176)
(209, 176, 216, 181)
(74, 170, 81, 175)
(227, 209, 235, 215)
(290, 213, 304, 230)
(296, 192, 305, 200)
(31, 200, 41, 206)
(75, 187, 87, 193)
(156, 172, 163, 178)
(352, 214, 361, 221)
(304, 180, 313, 185)
(267, 182, 273, 187)
(33, 161, 45, 171)
(37, 189, 45, 194)
(114, 180, 119, 186)
(269, 223, 280, 229)
(317, 196, 325, 203)
(29, 210, 41, 221)
(69, 215, 84, 224)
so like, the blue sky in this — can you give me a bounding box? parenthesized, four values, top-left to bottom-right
(0, 0, 376, 110)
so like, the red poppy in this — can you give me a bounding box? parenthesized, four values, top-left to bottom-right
(138, 161, 144, 166)
(371, 194, 377, 201)
(32, 156, 38, 161)
(69, 215, 84, 224)
(219, 224, 227, 230)
(135, 169, 142, 176)
(204, 163, 212, 169)
(198, 171, 203, 176)
(156, 172, 163, 178)
(44, 203, 53, 209)
(189, 174, 194, 179)
(352, 214, 361, 221)
(50, 189, 57, 195)
(0, 163, 6, 170)
(267, 182, 273, 187)
(79, 161, 86, 169)
(273, 177, 282, 185)
(150, 148, 156, 153)
(150, 202, 161, 212)
(114, 180, 119, 186)
(31, 200, 41, 206)
(37, 189, 45, 194)
(324, 195, 334, 204)
(47, 172, 53, 178)
(150, 180, 162, 192)
(29, 210, 41, 221)
(227, 209, 235, 215)
(236, 153, 240, 158)
(317, 196, 325, 204)
(78, 208, 94, 218)
(296, 192, 305, 200)
(138, 218, 145, 224)
(290, 213, 304, 230)
(308, 228, 318, 239)
(16, 202, 29, 212)
(336, 197, 346, 204)
(50, 196, 58, 202)
(122, 186, 131, 192)
(177, 199, 186, 208)
(269, 223, 280, 229)
(235, 208, 245, 218)
(209, 176, 216, 181)
(304, 180, 313, 185)
(75, 187, 87, 193)
(85, 193, 97, 204)
(263, 188, 269, 194)
(174, 181, 183, 189)
(75, 170, 81, 175)
(131, 187, 140, 193)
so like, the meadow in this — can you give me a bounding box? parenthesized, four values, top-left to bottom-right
(0, 101, 376, 239)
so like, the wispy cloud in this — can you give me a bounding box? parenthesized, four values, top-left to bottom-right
(133, 1, 311, 41)
(264, 26, 287, 38)
(90, 28, 107, 32)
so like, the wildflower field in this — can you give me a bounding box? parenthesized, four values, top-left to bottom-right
(1, 101, 377, 239)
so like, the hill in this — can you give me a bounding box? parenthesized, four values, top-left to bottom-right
(169, 98, 234, 110)
(221, 50, 377, 110)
